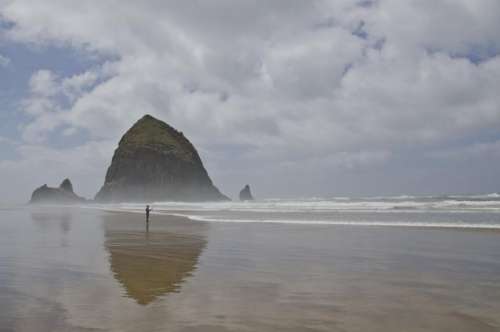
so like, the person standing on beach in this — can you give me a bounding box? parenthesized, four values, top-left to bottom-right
(145, 205, 152, 224)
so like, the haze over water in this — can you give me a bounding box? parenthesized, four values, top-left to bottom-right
(1, 202, 500, 331)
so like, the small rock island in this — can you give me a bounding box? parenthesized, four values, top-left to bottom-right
(95, 114, 229, 202)
(239, 184, 254, 201)
(30, 178, 86, 204)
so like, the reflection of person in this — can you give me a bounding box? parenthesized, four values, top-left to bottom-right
(146, 205, 152, 224)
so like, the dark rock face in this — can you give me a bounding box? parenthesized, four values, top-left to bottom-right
(30, 179, 86, 204)
(95, 114, 229, 202)
(60, 178, 74, 192)
(239, 184, 254, 201)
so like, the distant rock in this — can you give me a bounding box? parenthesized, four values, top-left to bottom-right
(30, 179, 86, 204)
(95, 114, 230, 202)
(59, 178, 74, 192)
(239, 184, 254, 201)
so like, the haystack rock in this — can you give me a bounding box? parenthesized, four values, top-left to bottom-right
(95, 114, 229, 202)
(239, 184, 254, 201)
(30, 178, 86, 204)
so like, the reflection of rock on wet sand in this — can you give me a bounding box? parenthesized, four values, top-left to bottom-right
(103, 213, 207, 306)
(31, 210, 72, 234)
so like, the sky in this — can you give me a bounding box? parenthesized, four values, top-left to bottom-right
(1, 0, 500, 203)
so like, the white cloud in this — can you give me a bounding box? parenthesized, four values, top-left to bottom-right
(363, 0, 500, 58)
(20, 67, 110, 142)
(0, 53, 9, 67)
(1, 0, 500, 200)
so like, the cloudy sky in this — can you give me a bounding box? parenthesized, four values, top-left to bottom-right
(1, 0, 500, 203)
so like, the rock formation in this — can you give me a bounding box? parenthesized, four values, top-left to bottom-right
(95, 114, 229, 202)
(30, 178, 86, 204)
(239, 184, 254, 201)
(59, 178, 74, 192)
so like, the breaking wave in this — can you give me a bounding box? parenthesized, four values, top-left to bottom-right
(97, 194, 500, 229)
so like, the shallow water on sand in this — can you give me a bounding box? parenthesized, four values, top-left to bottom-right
(1, 207, 500, 331)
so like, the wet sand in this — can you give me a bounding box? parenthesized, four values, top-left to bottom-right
(1, 207, 500, 331)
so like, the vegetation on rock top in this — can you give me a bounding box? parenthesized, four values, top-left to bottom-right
(119, 115, 195, 162)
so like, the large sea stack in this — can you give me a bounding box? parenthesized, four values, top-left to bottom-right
(95, 115, 229, 202)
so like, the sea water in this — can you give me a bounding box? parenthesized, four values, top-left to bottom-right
(103, 194, 500, 229)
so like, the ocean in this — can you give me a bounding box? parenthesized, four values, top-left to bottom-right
(103, 194, 500, 229)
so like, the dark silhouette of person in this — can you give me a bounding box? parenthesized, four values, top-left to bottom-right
(146, 205, 152, 224)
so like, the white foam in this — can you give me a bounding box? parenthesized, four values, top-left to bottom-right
(88, 195, 500, 229)
(91, 206, 500, 230)
(112, 198, 500, 214)
(155, 212, 500, 229)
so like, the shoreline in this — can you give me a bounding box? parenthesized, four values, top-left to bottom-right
(23, 204, 500, 232)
